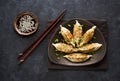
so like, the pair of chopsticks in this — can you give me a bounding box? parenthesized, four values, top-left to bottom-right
(17, 9, 66, 64)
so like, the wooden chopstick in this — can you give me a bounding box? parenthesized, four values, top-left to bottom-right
(18, 9, 66, 64)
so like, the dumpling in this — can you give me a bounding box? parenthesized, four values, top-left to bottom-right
(63, 53, 92, 62)
(60, 25, 75, 47)
(52, 43, 78, 53)
(79, 26, 96, 47)
(73, 20, 82, 47)
(78, 43, 102, 53)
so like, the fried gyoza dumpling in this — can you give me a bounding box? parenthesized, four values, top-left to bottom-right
(60, 25, 75, 47)
(79, 26, 96, 47)
(73, 20, 82, 47)
(63, 53, 92, 62)
(79, 43, 102, 53)
(52, 43, 78, 53)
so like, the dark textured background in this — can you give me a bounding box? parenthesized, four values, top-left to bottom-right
(0, 0, 120, 81)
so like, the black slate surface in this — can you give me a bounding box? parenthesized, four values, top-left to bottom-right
(0, 0, 120, 81)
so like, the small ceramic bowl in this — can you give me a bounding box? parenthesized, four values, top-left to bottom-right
(14, 12, 39, 35)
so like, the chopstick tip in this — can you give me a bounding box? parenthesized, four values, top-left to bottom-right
(18, 59, 24, 65)
(17, 53, 23, 59)
(63, 9, 67, 12)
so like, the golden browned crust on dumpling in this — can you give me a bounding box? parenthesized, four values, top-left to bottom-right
(79, 43, 102, 53)
(64, 53, 92, 62)
(60, 25, 75, 46)
(73, 20, 82, 47)
(79, 26, 96, 47)
(52, 43, 77, 53)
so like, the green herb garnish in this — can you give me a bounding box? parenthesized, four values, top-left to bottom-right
(54, 52, 60, 60)
(62, 40, 65, 43)
(89, 40, 93, 43)
(89, 51, 95, 54)
(91, 56, 95, 59)
(55, 53, 59, 56)
(54, 38, 59, 43)
(61, 53, 65, 56)
(59, 31, 61, 34)
(81, 24, 84, 27)
(57, 57, 60, 59)
(65, 40, 69, 43)
(67, 24, 71, 27)
(63, 46, 67, 49)
(93, 36, 96, 40)
(55, 49, 58, 51)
